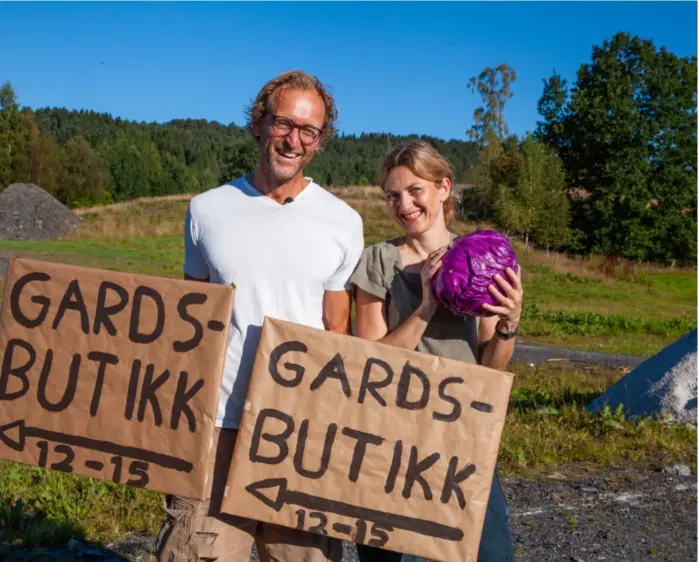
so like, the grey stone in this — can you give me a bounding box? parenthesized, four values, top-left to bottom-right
(662, 463, 692, 476)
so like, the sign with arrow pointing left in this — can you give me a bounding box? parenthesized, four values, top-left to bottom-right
(221, 317, 514, 562)
(0, 257, 234, 499)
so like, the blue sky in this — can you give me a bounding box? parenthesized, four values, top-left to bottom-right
(1, 1, 695, 141)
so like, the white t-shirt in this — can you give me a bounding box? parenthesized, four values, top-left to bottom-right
(184, 175, 364, 428)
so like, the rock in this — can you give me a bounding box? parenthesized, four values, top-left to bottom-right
(661, 463, 692, 476)
(547, 472, 567, 481)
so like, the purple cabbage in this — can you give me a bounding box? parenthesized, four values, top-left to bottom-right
(432, 230, 518, 317)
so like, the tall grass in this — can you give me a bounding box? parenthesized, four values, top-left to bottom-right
(522, 303, 695, 337)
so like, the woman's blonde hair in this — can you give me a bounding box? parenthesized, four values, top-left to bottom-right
(379, 140, 456, 226)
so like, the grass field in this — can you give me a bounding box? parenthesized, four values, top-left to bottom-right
(0, 188, 695, 551)
(0, 189, 694, 356)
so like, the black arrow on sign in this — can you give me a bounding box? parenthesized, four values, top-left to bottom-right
(245, 478, 464, 542)
(0, 420, 193, 472)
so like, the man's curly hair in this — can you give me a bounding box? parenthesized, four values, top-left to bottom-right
(244, 70, 338, 149)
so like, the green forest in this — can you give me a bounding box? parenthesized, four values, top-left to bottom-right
(1, 32, 695, 265)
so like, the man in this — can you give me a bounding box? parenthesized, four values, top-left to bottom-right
(155, 70, 364, 562)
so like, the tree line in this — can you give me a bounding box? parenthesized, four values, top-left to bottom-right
(1, 32, 695, 265)
(459, 32, 696, 266)
(0, 91, 477, 208)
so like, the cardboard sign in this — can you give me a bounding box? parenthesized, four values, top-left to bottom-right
(0, 257, 234, 499)
(222, 317, 514, 562)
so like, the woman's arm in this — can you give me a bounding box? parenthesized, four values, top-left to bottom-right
(478, 267, 523, 370)
(355, 287, 436, 349)
(354, 245, 448, 350)
(478, 316, 518, 370)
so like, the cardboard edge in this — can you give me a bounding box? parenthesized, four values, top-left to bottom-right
(193, 284, 236, 500)
(466, 394, 512, 559)
(0, 256, 22, 327)
(222, 315, 274, 500)
(7, 256, 235, 295)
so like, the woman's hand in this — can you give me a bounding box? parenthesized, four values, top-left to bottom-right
(482, 266, 523, 333)
(420, 245, 449, 314)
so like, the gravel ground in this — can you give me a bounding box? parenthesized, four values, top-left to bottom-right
(505, 464, 697, 562)
(2, 465, 694, 562)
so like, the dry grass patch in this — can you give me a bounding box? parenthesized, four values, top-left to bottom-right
(73, 194, 195, 216)
(330, 185, 384, 200)
(69, 200, 189, 240)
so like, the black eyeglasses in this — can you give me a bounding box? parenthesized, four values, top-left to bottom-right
(268, 114, 323, 144)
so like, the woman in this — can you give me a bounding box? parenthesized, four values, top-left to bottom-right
(349, 140, 522, 562)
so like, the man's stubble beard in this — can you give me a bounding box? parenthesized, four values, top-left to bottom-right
(264, 142, 316, 184)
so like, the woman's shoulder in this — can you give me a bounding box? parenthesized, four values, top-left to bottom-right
(361, 237, 402, 266)
(350, 238, 403, 297)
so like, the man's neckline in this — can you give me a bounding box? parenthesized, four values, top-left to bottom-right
(241, 174, 317, 206)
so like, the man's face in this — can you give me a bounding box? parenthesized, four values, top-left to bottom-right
(254, 87, 326, 183)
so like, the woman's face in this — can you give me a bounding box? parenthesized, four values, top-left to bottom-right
(383, 166, 450, 235)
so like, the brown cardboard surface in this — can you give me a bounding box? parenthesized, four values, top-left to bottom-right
(0, 257, 234, 499)
(222, 316, 514, 562)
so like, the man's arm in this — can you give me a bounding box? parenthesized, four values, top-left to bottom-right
(323, 289, 352, 334)
(323, 215, 365, 335)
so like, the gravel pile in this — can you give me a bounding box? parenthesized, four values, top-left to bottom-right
(0, 183, 81, 240)
(587, 329, 697, 425)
